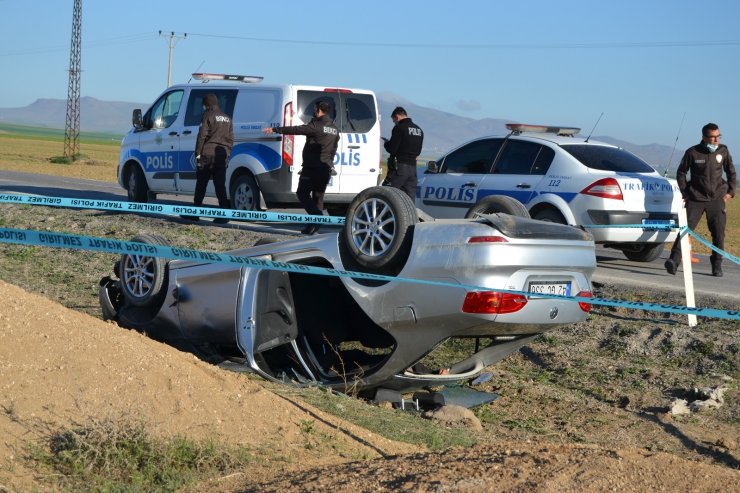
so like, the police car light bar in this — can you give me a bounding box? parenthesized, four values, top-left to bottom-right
(192, 73, 263, 83)
(506, 123, 580, 136)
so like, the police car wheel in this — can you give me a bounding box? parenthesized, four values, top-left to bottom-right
(120, 234, 170, 308)
(343, 186, 418, 272)
(621, 243, 665, 262)
(465, 196, 530, 219)
(230, 174, 259, 211)
(126, 166, 150, 203)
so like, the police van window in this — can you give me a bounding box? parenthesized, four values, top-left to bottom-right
(145, 90, 183, 129)
(297, 91, 340, 124)
(561, 145, 655, 173)
(341, 94, 376, 133)
(492, 140, 544, 175)
(442, 139, 502, 174)
(232, 89, 280, 124)
(183, 89, 238, 127)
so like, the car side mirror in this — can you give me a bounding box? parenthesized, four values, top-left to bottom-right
(132, 109, 143, 131)
(426, 161, 438, 173)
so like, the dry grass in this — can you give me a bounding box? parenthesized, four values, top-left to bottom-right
(0, 133, 118, 182)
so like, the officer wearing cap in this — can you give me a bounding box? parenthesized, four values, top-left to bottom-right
(264, 100, 339, 234)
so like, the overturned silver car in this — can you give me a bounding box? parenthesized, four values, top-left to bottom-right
(99, 187, 595, 395)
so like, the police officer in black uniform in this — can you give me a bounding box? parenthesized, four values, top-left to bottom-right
(192, 93, 233, 224)
(665, 122, 736, 277)
(383, 106, 423, 201)
(264, 100, 339, 234)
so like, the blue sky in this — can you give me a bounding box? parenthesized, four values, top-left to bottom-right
(1, 0, 739, 156)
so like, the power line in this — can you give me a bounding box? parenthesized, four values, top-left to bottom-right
(186, 32, 740, 50)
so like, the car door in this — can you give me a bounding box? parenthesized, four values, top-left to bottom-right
(483, 139, 555, 206)
(417, 138, 503, 218)
(137, 90, 184, 193)
(334, 91, 380, 193)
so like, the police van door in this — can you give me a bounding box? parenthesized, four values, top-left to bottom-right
(294, 89, 379, 195)
(334, 90, 380, 193)
(137, 90, 184, 193)
(483, 140, 554, 207)
(177, 89, 238, 193)
(417, 138, 503, 218)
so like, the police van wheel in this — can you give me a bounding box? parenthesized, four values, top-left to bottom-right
(119, 234, 170, 308)
(126, 166, 150, 203)
(342, 186, 418, 274)
(230, 174, 259, 211)
(465, 196, 530, 219)
(621, 243, 665, 262)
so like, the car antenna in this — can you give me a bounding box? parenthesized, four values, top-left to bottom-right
(187, 60, 206, 83)
(584, 112, 604, 142)
(663, 112, 686, 177)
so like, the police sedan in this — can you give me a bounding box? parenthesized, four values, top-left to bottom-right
(416, 124, 682, 262)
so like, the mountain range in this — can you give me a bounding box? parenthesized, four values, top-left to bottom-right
(0, 95, 677, 174)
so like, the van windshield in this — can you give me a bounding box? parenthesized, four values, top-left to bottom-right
(297, 91, 377, 133)
(560, 144, 656, 173)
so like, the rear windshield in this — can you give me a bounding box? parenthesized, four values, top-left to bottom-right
(561, 144, 655, 173)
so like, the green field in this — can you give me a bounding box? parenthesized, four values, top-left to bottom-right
(0, 124, 737, 255)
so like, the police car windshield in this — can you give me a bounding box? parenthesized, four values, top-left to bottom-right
(561, 144, 655, 173)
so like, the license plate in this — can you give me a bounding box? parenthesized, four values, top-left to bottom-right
(528, 281, 571, 297)
(641, 218, 675, 230)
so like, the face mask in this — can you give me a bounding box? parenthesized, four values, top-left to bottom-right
(706, 143, 719, 152)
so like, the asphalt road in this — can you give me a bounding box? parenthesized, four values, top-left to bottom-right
(1, 170, 738, 307)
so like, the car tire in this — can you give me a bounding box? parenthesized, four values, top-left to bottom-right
(621, 243, 666, 262)
(126, 166, 149, 203)
(533, 208, 566, 224)
(342, 186, 418, 273)
(465, 196, 530, 219)
(119, 233, 170, 308)
(230, 174, 260, 211)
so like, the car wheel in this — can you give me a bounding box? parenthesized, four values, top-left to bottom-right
(342, 186, 418, 273)
(621, 243, 666, 262)
(533, 208, 566, 224)
(120, 234, 170, 308)
(230, 174, 259, 211)
(465, 196, 530, 219)
(126, 166, 149, 203)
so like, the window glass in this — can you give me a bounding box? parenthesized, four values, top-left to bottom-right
(297, 91, 340, 124)
(184, 89, 238, 127)
(561, 144, 655, 172)
(493, 140, 544, 175)
(341, 93, 377, 133)
(231, 89, 280, 124)
(145, 90, 183, 129)
(442, 139, 502, 173)
(531, 146, 555, 175)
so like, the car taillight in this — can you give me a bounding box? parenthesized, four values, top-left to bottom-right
(462, 291, 527, 314)
(467, 236, 509, 243)
(282, 102, 294, 167)
(580, 178, 623, 200)
(576, 290, 592, 312)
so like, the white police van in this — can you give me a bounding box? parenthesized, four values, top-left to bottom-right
(416, 123, 683, 262)
(118, 73, 381, 214)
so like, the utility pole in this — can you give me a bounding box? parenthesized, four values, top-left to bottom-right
(64, 0, 82, 160)
(159, 30, 187, 87)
